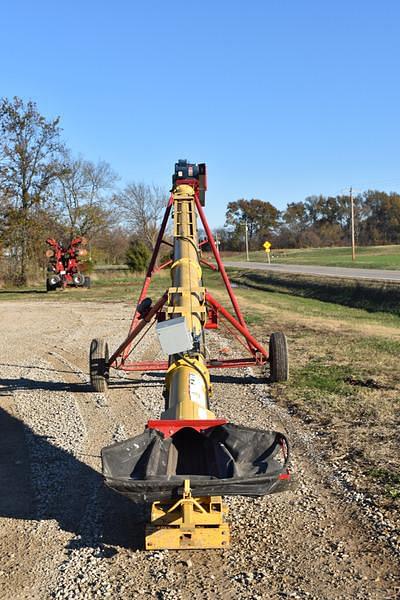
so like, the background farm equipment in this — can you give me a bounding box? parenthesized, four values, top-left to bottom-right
(45, 237, 90, 291)
(90, 160, 290, 549)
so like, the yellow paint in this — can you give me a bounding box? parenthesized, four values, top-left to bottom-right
(161, 183, 211, 421)
(151, 181, 229, 549)
(263, 240, 271, 252)
(145, 480, 230, 550)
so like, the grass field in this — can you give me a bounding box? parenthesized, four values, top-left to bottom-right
(227, 244, 400, 269)
(205, 271, 400, 505)
(1, 268, 399, 505)
(227, 268, 400, 315)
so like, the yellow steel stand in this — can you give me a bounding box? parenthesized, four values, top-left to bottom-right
(145, 480, 230, 550)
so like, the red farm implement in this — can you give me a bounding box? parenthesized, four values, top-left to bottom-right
(45, 237, 90, 291)
(89, 160, 289, 391)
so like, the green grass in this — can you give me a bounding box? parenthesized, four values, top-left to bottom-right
(202, 269, 400, 506)
(3, 267, 400, 332)
(225, 268, 400, 317)
(368, 469, 400, 499)
(0, 271, 170, 303)
(295, 359, 355, 395)
(226, 244, 400, 270)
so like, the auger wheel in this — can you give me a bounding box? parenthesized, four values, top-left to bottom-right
(89, 338, 109, 392)
(269, 332, 289, 382)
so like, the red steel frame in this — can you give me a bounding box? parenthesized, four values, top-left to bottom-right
(46, 237, 86, 288)
(108, 180, 269, 373)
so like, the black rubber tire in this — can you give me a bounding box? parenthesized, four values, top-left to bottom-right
(89, 338, 109, 392)
(269, 332, 289, 382)
(73, 272, 85, 287)
(46, 276, 59, 291)
(84, 276, 91, 288)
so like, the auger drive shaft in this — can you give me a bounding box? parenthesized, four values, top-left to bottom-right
(91, 160, 291, 549)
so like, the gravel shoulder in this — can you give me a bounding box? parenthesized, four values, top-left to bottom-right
(0, 300, 399, 600)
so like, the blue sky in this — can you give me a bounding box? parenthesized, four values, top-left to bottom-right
(1, 0, 399, 227)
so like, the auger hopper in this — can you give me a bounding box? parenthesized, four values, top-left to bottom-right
(91, 160, 291, 549)
(102, 422, 290, 503)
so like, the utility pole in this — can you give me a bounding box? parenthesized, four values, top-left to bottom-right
(215, 231, 220, 255)
(350, 186, 356, 261)
(244, 219, 249, 261)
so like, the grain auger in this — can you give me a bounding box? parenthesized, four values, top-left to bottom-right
(90, 160, 291, 549)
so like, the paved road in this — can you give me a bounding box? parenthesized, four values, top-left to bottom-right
(223, 261, 400, 282)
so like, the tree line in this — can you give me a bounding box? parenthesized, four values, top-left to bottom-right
(217, 193, 400, 252)
(0, 97, 167, 284)
(1, 96, 399, 284)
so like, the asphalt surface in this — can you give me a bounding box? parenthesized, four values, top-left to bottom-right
(223, 261, 400, 282)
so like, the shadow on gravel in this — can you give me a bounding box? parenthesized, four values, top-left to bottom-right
(0, 407, 147, 552)
(103, 373, 270, 391)
(106, 371, 268, 388)
(108, 377, 164, 389)
(0, 376, 92, 395)
(0, 363, 81, 375)
(0, 370, 268, 395)
(210, 373, 266, 385)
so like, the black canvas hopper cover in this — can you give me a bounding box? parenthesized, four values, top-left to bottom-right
(101, 423, 291, 502)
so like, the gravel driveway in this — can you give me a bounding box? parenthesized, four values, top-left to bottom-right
(0, 301, 398, 599)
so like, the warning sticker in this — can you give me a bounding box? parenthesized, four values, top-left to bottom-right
(189, 372, 205, 406)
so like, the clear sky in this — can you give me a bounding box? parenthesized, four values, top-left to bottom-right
(1, 0, 399, 227)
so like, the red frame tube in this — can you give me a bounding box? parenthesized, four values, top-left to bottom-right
(127, 194, 173, 334)
(200, 258, 217, 271)
(109, 293, 168, 367)
(108, 176, 269, 373)
(194, 194, 246, 328)
(147, 418, 227, 437)
(114, 357, 264, 372)
(206, 292, 268, 359)
(122, 195, 174, 360)
(154, 259, 173, 272)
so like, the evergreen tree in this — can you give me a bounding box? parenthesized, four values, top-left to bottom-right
(126, 237, 150, 272)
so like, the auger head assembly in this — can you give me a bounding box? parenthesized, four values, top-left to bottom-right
(90, 160, 291, 549)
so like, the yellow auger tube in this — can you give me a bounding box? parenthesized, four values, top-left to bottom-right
(146, 182, 225, 549)
(161, 183, 214, 421)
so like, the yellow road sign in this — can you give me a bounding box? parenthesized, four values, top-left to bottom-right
(263, 241, 271, 252)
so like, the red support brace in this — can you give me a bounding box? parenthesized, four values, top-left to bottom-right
(205, 292, 268, 359)
(200, 258, 218, 271)
(122, 195, 173, 360)
(110, 293, 168, 367)
(107, 175, 269, 374)
(194, 193, 247, 328)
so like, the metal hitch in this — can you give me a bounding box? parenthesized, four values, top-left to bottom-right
(145, 480, 230, 550)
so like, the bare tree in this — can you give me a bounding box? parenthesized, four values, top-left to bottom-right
(0, 96, 65, 284)
(115, 183, 168, 249)
(92, 226, 130, 264)
(56, 152, 118, 239)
